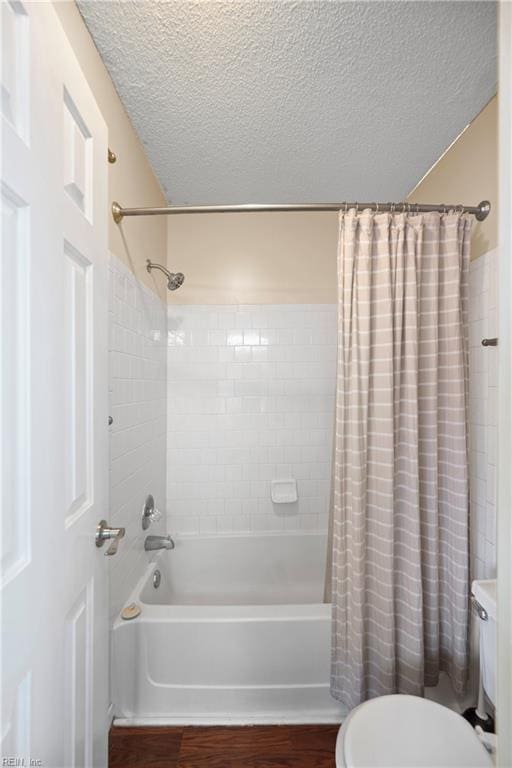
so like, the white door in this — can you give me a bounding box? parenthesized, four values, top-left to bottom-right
(1, 3, 109, 766)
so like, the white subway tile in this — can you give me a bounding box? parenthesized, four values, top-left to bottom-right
(469, 250, 498, 578)
(168, 310, 334, 532)
(108, 255, 167, 624)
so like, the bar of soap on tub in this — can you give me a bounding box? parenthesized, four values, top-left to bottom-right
(121, 602, 141, 620)
(271, 479, 298, 504)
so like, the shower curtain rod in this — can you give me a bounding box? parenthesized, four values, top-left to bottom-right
(111, 199, 491, 223)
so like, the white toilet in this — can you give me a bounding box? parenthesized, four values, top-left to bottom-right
(335, 579, 496, 767)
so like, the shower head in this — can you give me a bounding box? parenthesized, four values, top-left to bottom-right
(146, 259, 185, 292)
(168, 272, 185, 291)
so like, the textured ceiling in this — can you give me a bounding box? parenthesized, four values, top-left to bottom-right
(77, 0, 496, 205)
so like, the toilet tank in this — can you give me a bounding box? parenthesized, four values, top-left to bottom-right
(472, 579, 497, 707)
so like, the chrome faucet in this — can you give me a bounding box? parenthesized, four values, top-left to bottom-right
(144, 534, 175, 551)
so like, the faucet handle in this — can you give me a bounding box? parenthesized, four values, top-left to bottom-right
(96, 520, 125, 556)
(142, 494, 162, 529)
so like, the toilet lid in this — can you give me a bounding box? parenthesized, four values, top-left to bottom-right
(337, 695, 493, 768)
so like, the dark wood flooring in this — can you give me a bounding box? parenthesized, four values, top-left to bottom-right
(109, 724, 340, 768)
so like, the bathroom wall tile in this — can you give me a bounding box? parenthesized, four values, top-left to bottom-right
(469, 249, 498, 581)
(108, 255, 167, 624)
(167, 304, 337, 536)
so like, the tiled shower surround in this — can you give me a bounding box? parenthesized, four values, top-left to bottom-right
(166, 304, 337, 535)
(108, 255, 167, 623)
(469, 248, 498, 580)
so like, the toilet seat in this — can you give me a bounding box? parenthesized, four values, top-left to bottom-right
(336, 695, 493, 768)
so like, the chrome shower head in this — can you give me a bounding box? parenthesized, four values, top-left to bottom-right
(168, 272, 185, 291)
(146, 259, 185, 291)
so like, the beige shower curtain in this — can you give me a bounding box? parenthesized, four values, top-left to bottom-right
(330, 209, 472, 709)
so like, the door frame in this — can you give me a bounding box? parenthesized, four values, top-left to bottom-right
(497, 2, 512, 765)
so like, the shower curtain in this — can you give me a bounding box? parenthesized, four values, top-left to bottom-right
(330, 208, 472, 709)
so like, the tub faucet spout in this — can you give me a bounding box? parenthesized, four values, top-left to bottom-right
(144, 535, 175, 551)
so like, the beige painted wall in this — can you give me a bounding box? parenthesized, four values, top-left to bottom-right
(54, 1, 167, 299)
(407, 96, 498, 260)
(167, 212, 339, 304)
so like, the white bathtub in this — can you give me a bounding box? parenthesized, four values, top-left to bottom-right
(112, 532, 345, 725)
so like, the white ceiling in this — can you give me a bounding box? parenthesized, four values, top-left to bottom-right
(77, 1, 496, 205)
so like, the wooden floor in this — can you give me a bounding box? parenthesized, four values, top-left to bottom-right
(109, 724, 340, 768)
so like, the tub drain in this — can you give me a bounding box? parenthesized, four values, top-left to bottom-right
(153, 569, 161, 589)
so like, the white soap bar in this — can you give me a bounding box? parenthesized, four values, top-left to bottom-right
(271, 479, 298, 504)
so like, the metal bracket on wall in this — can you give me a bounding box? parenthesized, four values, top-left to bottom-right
(481, 338, 498, 347)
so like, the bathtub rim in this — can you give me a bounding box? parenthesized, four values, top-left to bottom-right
(114, 531, 331, 627)
(113, 555, 332, 630)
